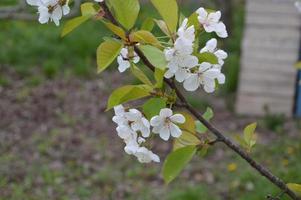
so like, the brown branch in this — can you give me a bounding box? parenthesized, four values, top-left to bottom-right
(100, 2, 300, 199)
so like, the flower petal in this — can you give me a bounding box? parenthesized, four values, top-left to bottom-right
(170, 114, 185, 124)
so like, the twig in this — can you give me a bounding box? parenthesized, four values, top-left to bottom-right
(99, 2, 300, 199)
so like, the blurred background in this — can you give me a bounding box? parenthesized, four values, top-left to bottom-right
(0, 0, 300, 199)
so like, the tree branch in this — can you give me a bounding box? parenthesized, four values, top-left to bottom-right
(100, 2, 300, 199)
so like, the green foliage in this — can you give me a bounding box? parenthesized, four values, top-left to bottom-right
(173, 131, 200, 151)
(130, 64, 153, 86)
(139, 45, 166, 70)
(106, 84, 153, 110)
(130, 30, 162, 48)
(188, 12, 201, 32)
(150, 0, 178, 34)
(141, 18, 155, 31)
(262, 109, 285, 133)
(110, 0, 140, 30)
(195, 107, 214, 133)
(103, 21, 127, 40)
(97, 39, 123, 73)
(178, 112, 196, 134)
(154, 19, 170, 36)
(61, 3, 98, 37)
(142, 98, 166, 119)
(61, 16, 91, 37)
(196, 52, 218, 65)
(235, 123, 257, 152)
(163, 146, 196, 184)
(154, 68, 165, 88)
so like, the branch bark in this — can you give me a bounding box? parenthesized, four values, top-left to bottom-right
(100, 2, 300, 199)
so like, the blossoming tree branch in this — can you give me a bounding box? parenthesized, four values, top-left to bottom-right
(26, 0, 301, 199)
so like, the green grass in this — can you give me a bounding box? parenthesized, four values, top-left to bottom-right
(0, 20, 110, 78)
(1, 127, 300, 200)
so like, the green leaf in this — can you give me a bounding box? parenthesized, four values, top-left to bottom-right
(110, 0, 140, 30)
(154, 19, 170, 36)
(188, 12, 201, 32)
(107, 84, 152, 110)
(142, 98, 166, 119)
(81, 2, 98, 16)
(195, 107, 214, 133)
(243, 122, 257, 148)
(196, 52, 218, 65)
(173, 131, 200, 151)
(61, 15, 91, 37)
(163, 146, 196, 184)
(154, 68, 165, 88)
(178, 112, 195, 134)
(130, 64, 153, 86)
(150, 0, 178, 34)
(141, 18, 155, 31)
(61, 2, 98, 37)
(139, 45, 167, 70)
(97, 39, 123, 73)
(130, 30, 162, 48)
(103, 21, 126, 40)
(287, 183, 301, 196)
(203, 107, 214, 120)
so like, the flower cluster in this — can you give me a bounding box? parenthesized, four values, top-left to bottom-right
(26, 0, 70, 26)
(164, 8, 227, 93)
(113, 105, 185, 163)
(196, 8, 228, 38)
(117, 47, 140, 73)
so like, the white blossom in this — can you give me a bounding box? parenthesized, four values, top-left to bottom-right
(183, 62, 225, 93)
(116, 125, 139, 155)
(94, 0, 104, 2)
(164, 19, 199, 82)
(26, 0, 70, 26)
(125, 109, 150, 138)
(117, 48, 140, 73)
(134, 147, 160, 163)
(200, 38, 228, 69)
(196, 7, 228, 38)
(112, 105, 127, 126)
(150, 108, 185, 141)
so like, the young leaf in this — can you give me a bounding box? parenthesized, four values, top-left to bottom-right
(107, 84, 152, 110)
(195, 107, 214, 133)
(188, 12, 201, 32)
(178, 112, 195, 134)
(97, 39, 123, 73)
(141, 18, 155, 31)
(130, 64, 153, 86)
(154, 19, 170, 36)
(196, 52, 218, 65)
(61, 2, 98, 37)
(154, 68, 165, 88)
(139, 45, 167, 70)
(81, 2, 98, 16)
(130, 30, 162, 48)
(163, 146, 196, 184)
(142, 98, 166, 119)
(173, 131, 201, 151)
(150, 0, 178, 34)
(103, 21, 126, 40)
(287, 183, 301, 196)
(61, 16, 91, 37)
(110, 0, 140, 30)
(243, 122, 257, 148)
